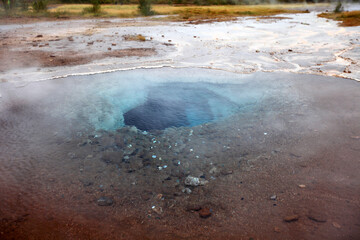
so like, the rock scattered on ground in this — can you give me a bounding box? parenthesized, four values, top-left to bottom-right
(199, 208, 212, 218)
(284, 215, 299, 222)
(182, 188, 192, 194)
(184, 176, 208, 186)
(307, 211, 327, 223)
(97, 196, 114, 206)
(332, 222, 341, 228)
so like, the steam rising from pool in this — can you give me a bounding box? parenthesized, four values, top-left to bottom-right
(0, 68, 284, 133)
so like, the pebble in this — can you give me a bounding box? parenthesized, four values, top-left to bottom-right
(307, 211, 327, 223)
(221, 170, 233, 175)
(274, 227, 281, 233)
(97, 196, 114, 206)
(332, 222, 341, 228)
(184, 176, 208, 186)
(182, 188, 192, 194)
(186, 205, 201, 211)
(298, 184, 306, 188)
(209, 167, 219, 175)
(152, 206, 163, 215)
(284, 215, 299, 222)
(199, 208, 212, 218)
(270, 195, 277, 200)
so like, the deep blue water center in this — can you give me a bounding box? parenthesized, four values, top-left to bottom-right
(123, 83, 240, 130)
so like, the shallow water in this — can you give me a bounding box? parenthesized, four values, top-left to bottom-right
(1, 68, 359, 239)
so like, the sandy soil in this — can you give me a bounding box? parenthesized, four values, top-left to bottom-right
(0, 10, 360, 240)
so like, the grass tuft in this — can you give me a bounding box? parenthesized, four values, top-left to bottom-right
(318, 11, 360, 27)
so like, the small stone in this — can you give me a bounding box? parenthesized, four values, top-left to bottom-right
(209, 167, 219, 175)
(112, 43, 116, 46)
(68, 36, 74, 41)
(199, 208, 212, 218)
(168, 40, 172, 42)
(182, 188, 192, 194)
(274, 227, 281, 233)
(141, 194, 151, 201)
(97, 196, 113, 206)
(36, 34, 43, 38)
(284, 215, 299, 222)
(221, 170, 233, 175)
(184, 176, 208, 186)
(288, 49, 293, 52)
(270, 195, 277, 200)
(186, 205, 201, 211)
(332, 222, 341, 228)
(152, 206, 163, 215)
(307, 211, 327, 223)
(108, 47, 112, 50)
(81, 180, 93, 187)
(298, 184, 306, 188)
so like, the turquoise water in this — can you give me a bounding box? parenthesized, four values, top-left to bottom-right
(0, 68, 276, 133)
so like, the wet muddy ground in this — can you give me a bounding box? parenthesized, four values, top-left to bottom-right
(0, 9, 360, 240)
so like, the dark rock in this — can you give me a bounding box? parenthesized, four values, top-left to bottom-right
(199, 208, 212, 218)
(36, 34, 43, 38)
(141, 194, 151, 201)
(221, 170, 233, 175)
(101, 151, 123, 165)
(80, 180, 93, 187)
(187, 206, 201, 211)
(307, 211, 327, 223)
(97, 196, 114, 206)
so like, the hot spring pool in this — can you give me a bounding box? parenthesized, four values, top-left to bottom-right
(1, 68, 360, 239)
(0, 68, 295, 134)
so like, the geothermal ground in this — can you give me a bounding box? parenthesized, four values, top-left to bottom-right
(0, 5, 360, 240)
